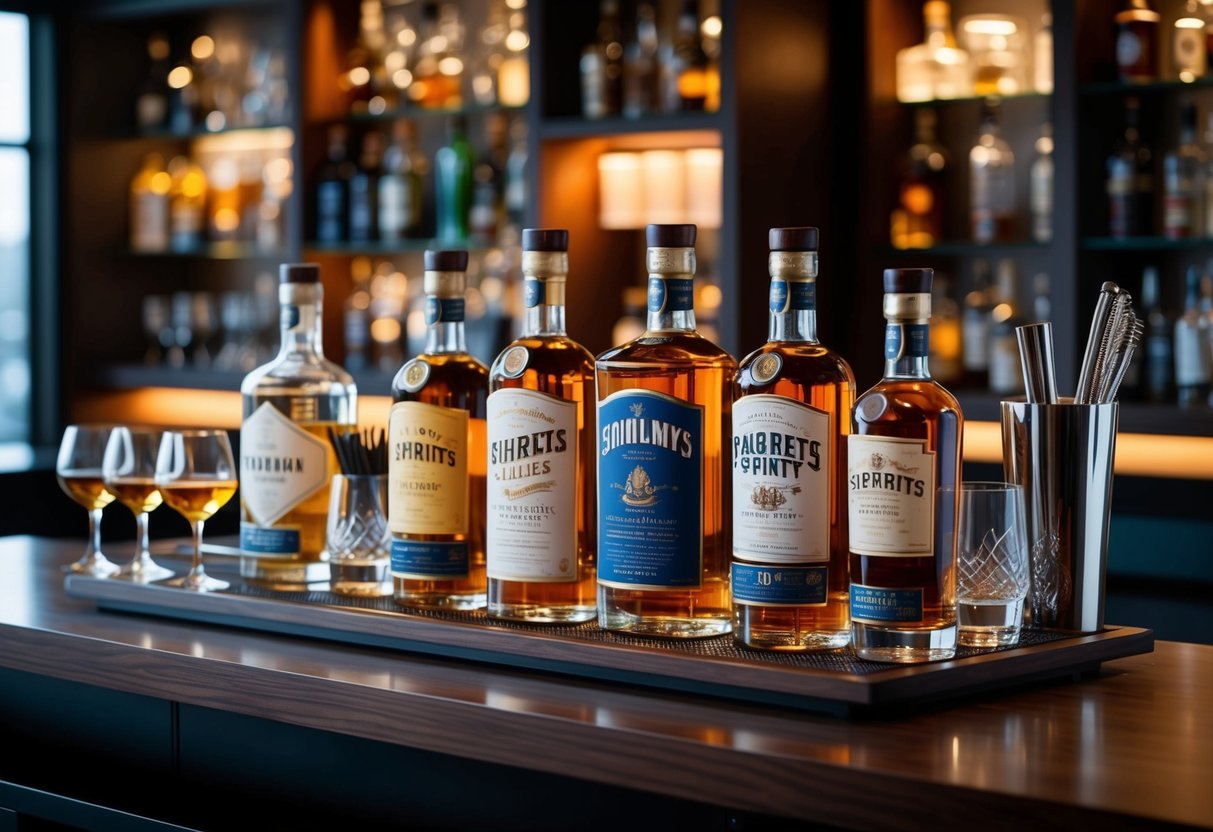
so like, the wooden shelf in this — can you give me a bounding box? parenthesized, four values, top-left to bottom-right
(536, 112, 724, 140)
(124, 242, 289, 260)
(879, 91, 1052, 108)
(322, 103, 527, 126)
(1082, 236, 1213, 252)
(1080, 77, 1213, 97)
(110, 123, 294, 142)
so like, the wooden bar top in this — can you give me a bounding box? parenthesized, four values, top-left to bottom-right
(1, 536, 1210, 830)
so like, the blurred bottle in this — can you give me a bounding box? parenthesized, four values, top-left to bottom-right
(1163, 102, 1205, 240)
(167, 54, 200, 134)
(412, 1, 463, 108)
(896, 1, 971, 102)
(135, 33, 171, 129)
(970, 99, 1016, 244)
(1174, 0, 1207, 82)
(929, 272, 963, 384)
(498, 7, 530, 107)
(612, 286, 647, 346)
(987, 258, 1024, 395)
(1115, 0, 1159, 84)
(1175, 264, 1211, 405)
(207, 156, 241, 243)
(349, 130, 383, 243)
(1107, 97, 1153, 238)
(1032, 272, 1051, 322)
(316, 125, 354, 243)
(469, 166, 499, 244)
(1034, 13, 1053, 94)
(891, 108, 948, 249)
(379, 120, 423, 241)
(504, 119, 528, 227)
(1140, 266, 1174, 403)
(130, 154, 170, 253)
(1031, 122, 1054, 243)
(671, 0, 711, 111)
(581, 0, 624, 119)
(344, 257, 373, 373)
(168, 155, 206, 252)
(435, 115, 474, 243)
(962, 259, 992, 387)
(623, 0, 659, 118)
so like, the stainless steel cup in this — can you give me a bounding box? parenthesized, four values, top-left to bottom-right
(1000, 399, 1119, 632)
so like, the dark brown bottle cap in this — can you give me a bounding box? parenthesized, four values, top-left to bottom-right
(522, 228, 569, 252)
(883, 267, 933, 293)
(279, 263, 320, 284)
(424, 249, 469, 271)
(646, 224, 696, 248)
(768, 227, 819, 252)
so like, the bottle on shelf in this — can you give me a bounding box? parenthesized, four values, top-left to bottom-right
(343, 257, 373, 373)
(130, 154, 170, 253)
(1203, 112, 1213, 238)
(379, 120, 424, 242)
(498, 6, 530, 107)
(595, 224, 736, 638)
(239, 263, 358, 590)
(1175, 264, 1212, 405)
(389, 249, 489, 609)
(1107, 97, 1154, 239)
(166, 53, 200, 134)
(987, 258, 1025, 395)
(929, 271, 962, 385)
(623, 0, 659, 118)
(1034, 13, 1053, 94)
(348, 130, 383, 243)
(891, 107, 948, 250)
(970, 98, 1016, 245)
(1164, 102, 1205, 240)
(731, 228, 855, 651)
(168, 155, 206, 253)
(435, 116, 474, 244)
(896, 1, 971, 103)
(849, 267, 962, 663)
(135, 32, 171, 130)
(316, 125, 354, 244)
(486, 229, 596, 623)
(581, 0, 624, 120)
(1140, 266, 1174, 403)
(1115, 0, 1160, 84)
(961, 13, 1030, 97)
(962, 259, 992, 388)
(504, 119, 528, 228)
(1174, 0, 1207, 83)
(1031, 122, 1054, 243)
(671, 0, 713, 112)
(412, 1, 463, 109)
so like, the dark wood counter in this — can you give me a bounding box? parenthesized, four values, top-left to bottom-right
(0, 535, 1210, 830)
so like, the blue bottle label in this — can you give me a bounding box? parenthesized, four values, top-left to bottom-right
(885, 323, 930, 360)
(597, 390, 703, 589)
(239, 523, 301, 557)
(524, 279, 543, 308)
(732, 562, 828, 606)
(648, 277, 694, 313)
(769, 280, 816, 314)
(426, 296, 466, 325)
(850, 584, 924, 624)
(390, 539, 469, 579)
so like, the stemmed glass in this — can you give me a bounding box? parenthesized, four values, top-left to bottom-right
(155, 429, 238, 592)
(56, 424, 119, 577)
(102, 426, 174, 582)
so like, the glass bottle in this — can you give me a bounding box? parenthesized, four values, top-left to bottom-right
(168, 155, 206, 253)
(581, 0, 623, 119)
(896, 1, 972, 102)
(348, 130, 383, 243)
(595, 224, 736, 638)
(412, 1, 463, 109)
(732, 228, 855, 651)
(929, 272, 963, 385)
(1175, 0, 1207, 83)
(1175, 264, 1212, 405)
(504, 118, 529, 228)
(379, 119, 423, 241)
(239, 264, 358, 589)
(135, 32, 171, 129)
(390, 249, 489, 608)
(892, 107, 949, 249)
(343, 256, 373, 373)
(1164, 103, 1205, 240)
(1107, 97, 1154, 238)
(671, 0, 710, 111)
(987, 258, 1025, 395)
(623, 0, 659, 118)
(1141, 266, 1174, 403)
(850, 267, 962, 663)
(497, 7, 530, 108)
(1034, 13, 1053, 94)
(970, 99, 1016, 244)
(1116, 0, 1160, 83)
(435, 116, 474, 243)
(962, 259, 992, 388)
(316, 125, 354, 244)
(130, 153, 170, 253)
(1031, 122, 1054, 243)
(487, 229, 596, 622)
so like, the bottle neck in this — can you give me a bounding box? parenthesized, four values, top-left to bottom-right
(424, 295, 467, 354)
(521, 253, 569, 337)
(277, 284, 325, 359)
(645, 246, 697, 332)
(523, 288, 567, 336)
(767, 253, 819, 343)
(882, 291, 932, 380)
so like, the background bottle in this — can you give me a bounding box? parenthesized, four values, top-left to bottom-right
(961, 259, 992, 387)
(731, 228, 855, 651)
(892, 107, 948, 249)
(435, 116, 473, 243)
(1174, 0, 1207, 82)
(316, 125, 353, 243)
(1107, 97, 1153, 238)
(849, 267, 962, 663)
(389, 250, 489, 609)
(622, 0, 659, 118)
(1140, 266, 1173, 402)
(348, 130, 382, 243)
(595, 224, 736, 638)
(1116, 0, 1160, 84)
(970, 99, 1016, 244)
(487, 229, 596, 623)
(1031, 122, 1054, 243)
(987, 258, 1025, 395)
(1164, 103, 1205, 240)
(239, 263, 357, 589)
(1175, 264, 1211, 405)
(130, 154, 170, 253)
(379, 120, 423, 241)
(580, 0, 623, 119)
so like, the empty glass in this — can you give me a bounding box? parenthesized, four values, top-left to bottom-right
(327, 474, 391, 597)
(102, 426, 174, 583)
(56, 424, 119, 577)
(956, 482, 1029, 647)
(155, 429, 238, 592)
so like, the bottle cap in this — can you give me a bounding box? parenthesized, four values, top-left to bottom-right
(646, 223, 696, 248)
(768, 227, 819, 252)
(424, 249, 469, 272)
(279, 263, 320, 284)
(883, 267, 933, 294)
(522, 228, 569, 252)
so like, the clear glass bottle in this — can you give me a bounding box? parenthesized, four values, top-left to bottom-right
(896, 1, 972, 102)
(850, 268, 962, 663)
(1034, 13, 1053, 94)
(929, 272, 962, 385)
(1164, 103, 1206, 240)
(581, 0, 623, 119)
(487, 229, 596, 622)
(389, 250, 489, 609)
(1174, 0, 1207, 82)
(595, 224, 736, 638)
(239, 264, 358, 589)
(1175, 264, 1212, 405)
(168, 155, 206, 253)
(378, 119, 423, 241)
(671, 0, 711, 112)
(970, 99, 1016, 244)
(987, 258, 1025, 394)
(732, 228, 855, 650)
(130, 153, 170, 253)
(1031, 122, 1054, 243)
(962, 259, 992, 387)
(892, 107, 949, 250)
(1107, 97, 1154, 238)
(623, 0, 659, 118)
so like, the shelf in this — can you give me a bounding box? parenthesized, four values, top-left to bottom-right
(1082, 236, 1213, 252)
(956, 391, 1213, 437)
(883, 240, 1050, 257)
(114, 123, 295, 142)
(124, 242, 290, 261)
(879, 91, 1052, 108)
(93, 364, 398, 396)
(1080, 77, 1213, 97)
(321, 103, 527, 126)
(536, 112, 724, 140)
(304, 239, 498, 256)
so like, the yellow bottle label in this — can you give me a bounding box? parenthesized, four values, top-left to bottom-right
(388, 400, 470, 536)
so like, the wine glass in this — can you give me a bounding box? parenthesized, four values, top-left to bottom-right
(102, 426, 174, 583)
(56, 424, 119, 577)
(155, 429, 238, 592)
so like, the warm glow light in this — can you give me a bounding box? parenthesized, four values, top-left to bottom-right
(148, 34, 170, 61)
(204, 111, 226, 132)
(700, 283, 722, 309)
(149, 171, 171, 195)
(963, 18, 1018, 36)
(393, 68, 414, 89)
(191, 35, 215, 61)
(438, 56, 464, 76)
(384, 50, 406, 72)
(348, 66, 371, 86)
(505, 0, 526, 8)
(505, 29, 529, 52)
(370, 316, 402, 344)
(180, 170, 205, 199)
(498, 56, 529, 106)
(213, 207, 240, 233)
(265, 157, 292, 183)
(368, 95, 387, 115)
(430, 35, 448, 53)
(684, 147, 723, 229)
(194, 126, 295, 154)
(167, 65, 193, 89)
(1176, 16, 1205, 28)
(643, 150, 688, 224)
(598, 152, 644, 229)
(397, 28, 417, 47)
(701, 15, 723, 38)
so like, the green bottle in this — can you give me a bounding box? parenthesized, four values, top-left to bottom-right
(435, 116, 474, 243)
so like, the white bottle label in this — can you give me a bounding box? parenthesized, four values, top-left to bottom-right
(487, 389, 578, 581)
(963, 315, 990, 371)
(1175, 323, 1212, 385)
(240, 402, 331, 527)
(131, 193, 168, 252)
(388, 401, 469, 536)
(732, 395, 829, 564)
(989, 332, 1025, 394)
(847, 435, 935, 557)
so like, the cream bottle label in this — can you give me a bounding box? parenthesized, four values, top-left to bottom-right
(847, 435, 935, 557)
(388, 401, 469, 536)
(240, 402, 330, 528)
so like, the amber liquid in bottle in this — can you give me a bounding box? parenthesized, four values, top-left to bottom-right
(487, 234, 596, 622)
(390, 252, 488, 609)
(849, 269, 962, 663)
(595, 225, 735, 637)
(732, 234, 855, 650)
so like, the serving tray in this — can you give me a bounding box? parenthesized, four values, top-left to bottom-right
(64, 573, 1154, 716)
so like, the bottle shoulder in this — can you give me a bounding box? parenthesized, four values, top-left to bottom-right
(596, 330, 737, 370)
(855, 378, 963, 422)
(241, 354, 357, 397)
(737, 341, 856, 382)
(489, 335, 595, 385)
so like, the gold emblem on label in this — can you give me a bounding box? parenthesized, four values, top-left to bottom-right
(502, 346, 529, 378)
(402, 359, 430, 392)
(752, 353, 782, 384)
(622, 464, 658, 506)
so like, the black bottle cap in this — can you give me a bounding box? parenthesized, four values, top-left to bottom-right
(646, 223, 696, 248)
(883, 267, 933, 293)
(424, 249, 469, 271)
(522, 228, 569, 252)
(280, 263, 320, 284)
(768, 227, 820, 252)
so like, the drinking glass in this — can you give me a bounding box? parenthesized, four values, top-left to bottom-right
(102, 426, 174, 582)
(327, 474, 391, 597)
(155, 429, 238, 592)
(956, 482, 1030, 647)
(56, 424, 119, 577)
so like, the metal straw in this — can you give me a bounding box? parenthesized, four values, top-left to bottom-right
(1074, 282, 1123, 404)
(1016, 322, 1058, 404)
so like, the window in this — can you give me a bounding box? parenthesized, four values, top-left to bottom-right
(0, 11, 29, 443)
